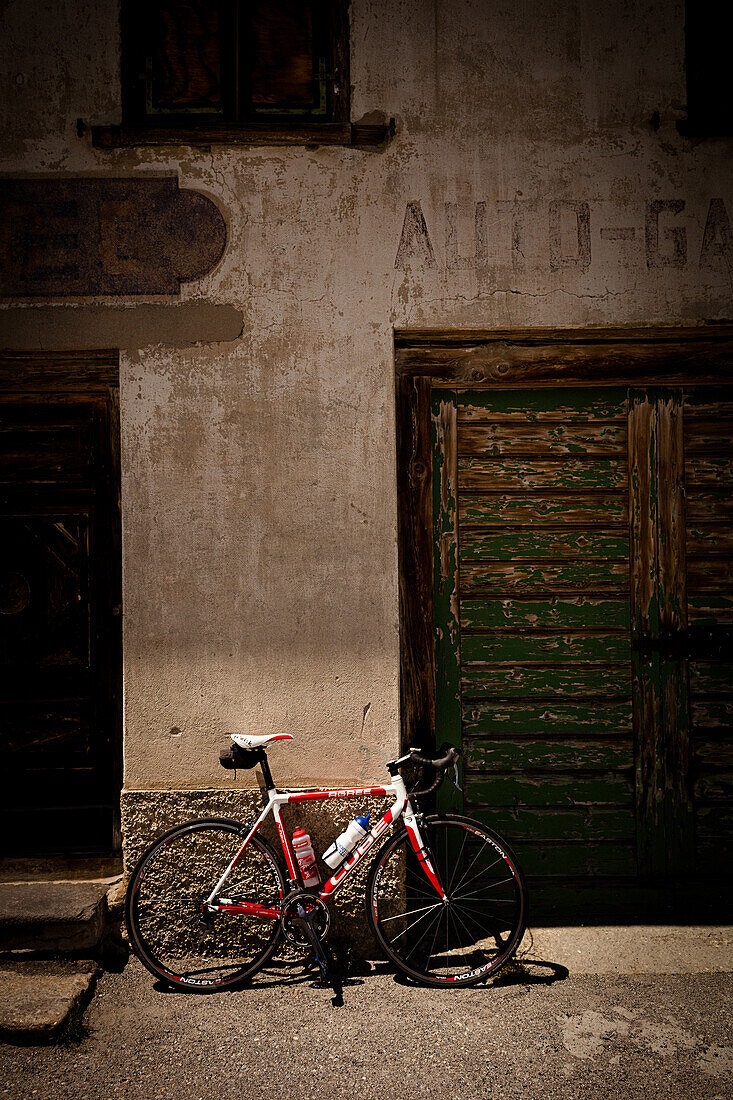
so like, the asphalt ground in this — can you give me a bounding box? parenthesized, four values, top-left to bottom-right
(1, 943, 732, 1100)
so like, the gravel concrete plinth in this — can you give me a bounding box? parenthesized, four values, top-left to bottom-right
(121, 789, 394, 954)
(0, 960, 99, 1042)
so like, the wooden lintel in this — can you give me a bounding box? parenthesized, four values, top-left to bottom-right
(395, 326, 733, 385)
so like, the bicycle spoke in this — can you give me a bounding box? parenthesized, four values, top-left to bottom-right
(447, 905, 470, 969)
(405, 869, 443, 898)
(402, 907, 444, 962)
(451, 882, 516, 901)
(446, 828, 469, 894)
(380, 901, 443, 924)
(386, 901, 443, 946)
(451, 900, 493, 939)
(453, 874, 515, 900)
(450, 903, 489, 959)
(451, 854, 505, 897)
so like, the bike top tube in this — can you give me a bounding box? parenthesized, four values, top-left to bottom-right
(285, 785, 392, 802)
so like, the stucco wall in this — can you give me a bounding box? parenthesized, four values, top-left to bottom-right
(1, 0, 731, 797)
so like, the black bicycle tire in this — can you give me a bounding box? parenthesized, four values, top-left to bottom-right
(366, 813, 528, 987)
(125, 817, 286, 993)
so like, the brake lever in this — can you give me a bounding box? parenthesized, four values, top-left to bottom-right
(452, 760, 462, 792)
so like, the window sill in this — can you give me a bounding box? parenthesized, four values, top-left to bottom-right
(90, 119, 393, 150)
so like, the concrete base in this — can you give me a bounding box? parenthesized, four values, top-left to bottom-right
(525, 925, 733, 975)
(0, 959, 99, 1042)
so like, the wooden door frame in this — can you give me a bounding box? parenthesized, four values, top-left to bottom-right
(0, 349, 123, 852)
(395, 325, 733, 757)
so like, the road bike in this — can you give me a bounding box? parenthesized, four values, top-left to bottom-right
(125, 735, 528, 992)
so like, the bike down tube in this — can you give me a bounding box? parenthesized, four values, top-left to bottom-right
(319, 778, 417, 898)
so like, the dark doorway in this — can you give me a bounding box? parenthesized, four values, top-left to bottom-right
(0, 352, 122, 855)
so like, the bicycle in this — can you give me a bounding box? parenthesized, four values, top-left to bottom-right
(125, 735, 528, 992)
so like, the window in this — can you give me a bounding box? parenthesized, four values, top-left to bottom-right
(679, 0, 733, 136)
(91, 0, 394, 147)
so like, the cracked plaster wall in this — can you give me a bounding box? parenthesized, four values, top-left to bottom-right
(1, 0, 731, 796)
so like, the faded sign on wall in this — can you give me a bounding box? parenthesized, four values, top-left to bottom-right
(0, 177, 227, 297)
(395, 198, 732, 274)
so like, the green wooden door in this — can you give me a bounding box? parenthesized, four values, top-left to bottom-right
(432, 386, 732, 909)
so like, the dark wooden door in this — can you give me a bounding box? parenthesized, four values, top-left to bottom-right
(0, 390, 121, 854)
(432, 385, 732, 912)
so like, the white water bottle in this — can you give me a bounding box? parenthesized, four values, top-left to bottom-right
(292, 827, 320, 888)
(322, 815, 370, 869)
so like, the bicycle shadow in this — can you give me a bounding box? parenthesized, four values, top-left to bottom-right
(390, 958, 569, 989)
(149, 952, 568, 1002)
(151, 953, 371, 1005)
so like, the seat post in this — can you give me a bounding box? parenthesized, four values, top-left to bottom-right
(257, 750, 276, 791)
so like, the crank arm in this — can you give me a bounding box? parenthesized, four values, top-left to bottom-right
(293, 905, 330, 983)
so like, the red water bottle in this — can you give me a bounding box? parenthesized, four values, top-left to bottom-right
(292, 827, 320, 888)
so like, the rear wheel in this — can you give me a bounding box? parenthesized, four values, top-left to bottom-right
(367, 814, 527, 987)
(125, 818, 285, 992)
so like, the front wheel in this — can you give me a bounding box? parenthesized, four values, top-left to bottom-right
(125, 818, 286, 992)
(367, 814, 528, 987)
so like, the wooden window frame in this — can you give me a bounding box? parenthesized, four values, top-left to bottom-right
(92, 0, 390, 149)
(395, 325, 733, 755)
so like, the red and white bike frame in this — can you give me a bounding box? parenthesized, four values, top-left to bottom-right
(205, 774, 446, 917)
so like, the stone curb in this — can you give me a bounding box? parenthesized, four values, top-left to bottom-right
(0, 960, 100, 1044)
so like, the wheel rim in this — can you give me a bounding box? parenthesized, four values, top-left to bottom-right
(129, 824, 284, 988)
(372, 819, 525, 984)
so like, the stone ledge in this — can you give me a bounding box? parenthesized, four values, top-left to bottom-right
(0, 882, 110, 953)
(0, 959, 99, 1043)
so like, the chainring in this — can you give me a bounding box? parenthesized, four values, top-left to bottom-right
(279, 890, 331, 947)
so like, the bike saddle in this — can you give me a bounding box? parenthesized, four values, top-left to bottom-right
(229, 732, 294, 750)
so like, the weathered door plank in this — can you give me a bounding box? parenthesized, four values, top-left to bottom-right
(460, 596, 630, 631)
(459, 492, 629, 525)
(460, 561, 628, 595)
(461, 633, 630, 664)
(456, 387, 629, 421)
(460, 457, 627, 491)
(462, 664, 631, 698)
(462, 700, 632, 735)
(657, 392, 694, 874)
(686, 456, 733, 486)
(459, 421, 627, 457)
(465, 773, 633, 806)
(629, 390, 666, 877)
(464, 738, 634, 769)
(432, 390, 462, 813)
(466, 804, 636, 841)
(459, 528, 628, 561)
